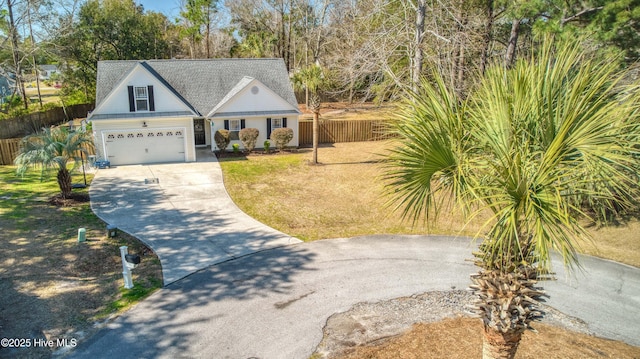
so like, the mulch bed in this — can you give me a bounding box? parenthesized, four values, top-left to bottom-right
(48, 192, 91, 206)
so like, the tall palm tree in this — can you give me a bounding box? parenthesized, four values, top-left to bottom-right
(15, 127, 94, 199)
(293, 64, 325, 164)
(384, 38, 640, 359)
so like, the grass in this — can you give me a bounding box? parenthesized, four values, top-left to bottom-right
(99, 280, 162, 318)
(220, 141, 640, 268)
(220, 143, 479, 242)
(0, 165, 162, 358)
(24, 85, 62, 106)
(299, 102, 397, 121)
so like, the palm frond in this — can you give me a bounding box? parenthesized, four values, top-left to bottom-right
(385, 36, 640, 274)
(383, 74, 473, 224)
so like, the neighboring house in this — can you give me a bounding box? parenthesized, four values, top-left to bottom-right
(39, 64, 60, 81)
(88, 58, 300, 166)
(0, 72, 17, 101)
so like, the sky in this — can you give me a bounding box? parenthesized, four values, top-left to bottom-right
(137, 0, 181, 19)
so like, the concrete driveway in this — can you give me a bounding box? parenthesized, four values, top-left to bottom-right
(89, 152, 300, 284)
(68, 235, 640, 358)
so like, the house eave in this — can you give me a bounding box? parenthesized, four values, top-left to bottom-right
(208, 109, 301, 119)
(88, 111, 195, 121)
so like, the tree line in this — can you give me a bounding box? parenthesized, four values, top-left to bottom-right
(1, 0, 638, 109)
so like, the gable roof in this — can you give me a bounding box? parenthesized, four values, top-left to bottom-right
(208, 76, 256, 116)
(95, 59, 299, 117)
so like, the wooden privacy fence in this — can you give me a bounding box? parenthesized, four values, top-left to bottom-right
(0, 103, 94, 139)
(0, 138, 95, 166)
(1, 119, 392, 164)
(298, 119, 395, 145)
(0, 138, 20, 165)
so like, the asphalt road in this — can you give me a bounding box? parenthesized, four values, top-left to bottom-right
(67, 235, 640, 358)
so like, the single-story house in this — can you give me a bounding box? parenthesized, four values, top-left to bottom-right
(88, 58, 300, 166)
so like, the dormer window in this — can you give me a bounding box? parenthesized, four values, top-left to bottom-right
(128, 85, 155, 112)
(135, 87, 149, 111)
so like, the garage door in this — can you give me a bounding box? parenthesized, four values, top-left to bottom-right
(104, 129, 185, 165)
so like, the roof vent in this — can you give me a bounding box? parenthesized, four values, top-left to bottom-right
(251, 86, 259, 94)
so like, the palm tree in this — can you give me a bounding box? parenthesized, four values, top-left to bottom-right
(384, 38, 640, 359)
(15, 126, 94, 199)
(293, 64, 325, 164)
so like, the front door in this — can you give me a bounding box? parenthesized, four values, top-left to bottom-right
(193, 118, 206, 146)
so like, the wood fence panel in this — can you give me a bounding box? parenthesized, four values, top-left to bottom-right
(0, 103, 94, 139)
(0, 138, 21, 165)
(299, 119, 394, 145)
(0, 138, 95, 166)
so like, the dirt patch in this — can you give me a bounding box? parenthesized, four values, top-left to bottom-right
(314, 291, 640, 359)
(47, 193, 90, 206)
(0, 168, 162, 358)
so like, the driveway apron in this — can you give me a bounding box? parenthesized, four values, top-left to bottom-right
(89, 155, 300, 285)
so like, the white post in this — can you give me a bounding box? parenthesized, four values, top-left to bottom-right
(119, 246, 134, 289)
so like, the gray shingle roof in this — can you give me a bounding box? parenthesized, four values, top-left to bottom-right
(95, 59, 299, 117)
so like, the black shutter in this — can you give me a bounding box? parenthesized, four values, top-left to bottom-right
(240, 119, 246, 129)
(148, 85, 155, 111)
(128, 86, 135, 112)
(266, 118, 272, 139)
(283, 118, 287, 128)
(224, 120, 229, 130)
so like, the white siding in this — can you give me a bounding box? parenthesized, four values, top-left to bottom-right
(214, 81, 297, 114)
(93, 65, 194, 115)
(210, 116, 299, 150)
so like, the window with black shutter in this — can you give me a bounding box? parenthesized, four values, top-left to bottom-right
(127, 85, 154, 112)
(229, 119, 241, 140)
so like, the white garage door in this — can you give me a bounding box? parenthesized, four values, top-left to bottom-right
(104, 129, 185, 165)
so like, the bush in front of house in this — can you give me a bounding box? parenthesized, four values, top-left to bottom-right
(270, 128, 294, 152)
(239, 128, 259, 153)
(214, 129, 230, 152)
(264, 140, 271, 153)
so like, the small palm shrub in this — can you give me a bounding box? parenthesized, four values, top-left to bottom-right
(270, 128, 294, 152)
(264, 140, 271, 154)
(214, 129, 230, 152)
(239, 128, 259, 153)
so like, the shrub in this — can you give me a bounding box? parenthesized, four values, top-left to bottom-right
(264, 140, 271, 154)
(239, 127, 259, 153)
(232, 143, 240, 154)
(270, 128, 294, 152)
(214, 129, 230, 152)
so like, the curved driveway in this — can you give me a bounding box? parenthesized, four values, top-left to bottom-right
(84, 155, 640, 357)
(70, 235, 640, 358)
(89, 154, 300, 284)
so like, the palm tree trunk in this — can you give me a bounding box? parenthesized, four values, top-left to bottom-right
(57, 168, 72, 199)
(482, 326, 522, 359)
(312, 111, 319, 164)
(310, 93, 321, 164)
